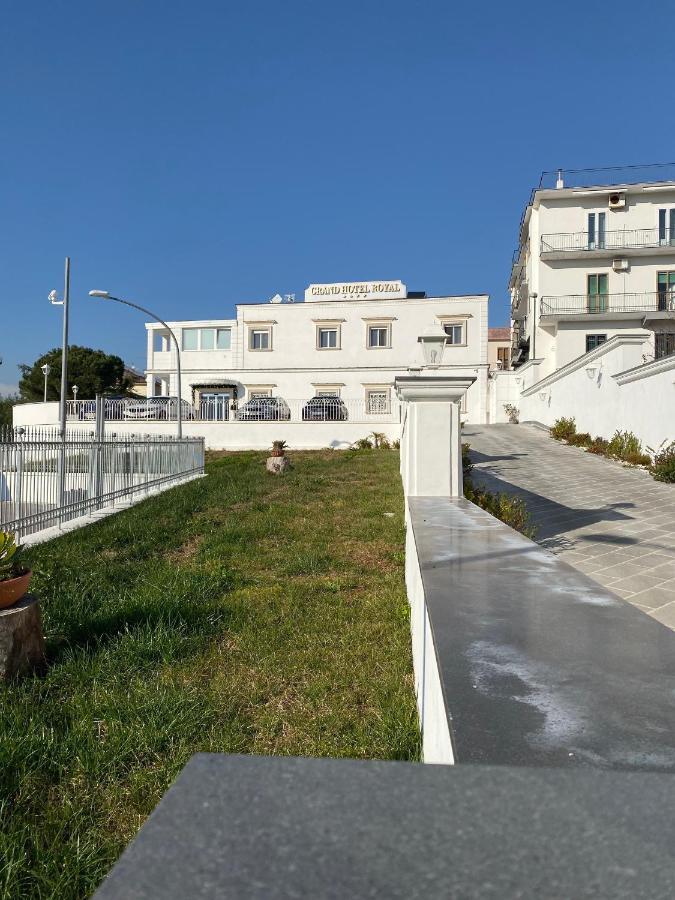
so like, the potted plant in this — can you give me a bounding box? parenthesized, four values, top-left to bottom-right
(504, 403, 519, 424)
(270, 440, 287, 458)
(0, 531, 32, 609)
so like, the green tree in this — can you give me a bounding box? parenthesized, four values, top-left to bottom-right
(18, 347, 130, 402)
(0, 395, 17, 428)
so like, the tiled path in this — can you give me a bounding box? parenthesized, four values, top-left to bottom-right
(464, 424, 675, 629)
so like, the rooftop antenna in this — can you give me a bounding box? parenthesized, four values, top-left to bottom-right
(556, 168, 565, 189)
(284, 293, 295, 303)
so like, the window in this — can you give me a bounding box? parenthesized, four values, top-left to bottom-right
(587, 274, 608, 312)
(655, 333, 675, 359)
(366, 389, 390, 414)
(497, 347, 510, 370)
(317, 327, 338, 349)
(443, 322, 465, 345)
(586, 334, 607, 353)
(657, 272, 675, 311)
(182, 328, 199, 351)
(588, 212, 606, 250)
(217, 328, 231, 350)
(659, 210, 675, 246)
(368, 325, 390, 348)
(249, 328, 271, 350)
(200, 328, 215, 350)
(181, 327, 231, 351)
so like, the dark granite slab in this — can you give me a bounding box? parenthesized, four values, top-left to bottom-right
(410, 496, 675, 770)
(95, 753, 675, 899)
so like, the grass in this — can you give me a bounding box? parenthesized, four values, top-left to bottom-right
(0, 450, 419, 899)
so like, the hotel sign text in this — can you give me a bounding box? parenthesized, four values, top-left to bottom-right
(305, 280, 407, 302)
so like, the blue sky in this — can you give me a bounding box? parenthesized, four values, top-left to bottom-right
(2, 0, 673, 394)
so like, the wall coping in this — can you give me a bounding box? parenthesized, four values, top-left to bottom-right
(521, 334, 648, 397)
(613, 352, 675, 385)
(394, 375, 476, 402)
(408, 495, 675, 770)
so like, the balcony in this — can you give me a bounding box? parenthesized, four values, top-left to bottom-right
(540, 292, 675, 320)
(540, 228, 675, 259)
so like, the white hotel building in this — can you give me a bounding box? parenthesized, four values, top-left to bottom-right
(144, 280, 489, 426)
(511, 174, 675, 376)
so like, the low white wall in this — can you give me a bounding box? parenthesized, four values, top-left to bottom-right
(13, 402, 60, 426)
(405, 506, 455, 765)
(486, 371, 521, 423)
(519, 335, 675, 448)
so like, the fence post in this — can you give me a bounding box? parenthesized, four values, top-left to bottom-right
(394, 376, 476, 498)
(14, 429, 24, 541)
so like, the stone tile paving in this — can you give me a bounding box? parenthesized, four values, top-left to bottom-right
(464, 424, 675, 629)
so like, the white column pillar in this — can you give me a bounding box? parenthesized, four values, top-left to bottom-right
(395, 376, 475, 498)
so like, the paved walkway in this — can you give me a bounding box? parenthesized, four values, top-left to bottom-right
(464, 424, 675, 629)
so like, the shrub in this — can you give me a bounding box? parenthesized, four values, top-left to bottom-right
(623, 451, 652, 467)
(567, 432, 592, 447)
(464, 481, 536, 539)
(650, 441, 675, 483)
(462, 442, 473, 477)
(587, 436, 610, 455)
(503, 403, 519, 424)
(550, 417, 577, 441)
(351, 437, 373, 450)
(392, 439, 401, 450)
(370, 432, 391, 450)
(607, 430, 642, 460)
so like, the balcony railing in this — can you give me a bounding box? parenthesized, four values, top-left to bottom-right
(540, 292, 675, 316)
(540, 228, 675, 254)
(66, 397, 402, 425)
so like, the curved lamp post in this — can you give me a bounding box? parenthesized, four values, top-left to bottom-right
(89, 291, 183, 438)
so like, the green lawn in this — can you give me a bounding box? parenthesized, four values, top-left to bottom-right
(0, 450, 419, 899)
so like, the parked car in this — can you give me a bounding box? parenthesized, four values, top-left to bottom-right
(237, 397, 291, 421)
(301, 397, 349, 421)
(76, 396, 128, 420)
(123, 397, 195, 420)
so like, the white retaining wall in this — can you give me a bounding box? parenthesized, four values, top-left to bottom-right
(12, 405, 401, 450)
(518, 334, 675, 449)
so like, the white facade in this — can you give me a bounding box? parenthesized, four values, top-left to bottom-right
(510, 178, 675, 378)
(145, 282, 490, 424)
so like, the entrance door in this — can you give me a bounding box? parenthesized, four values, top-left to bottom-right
(587, 273, 608, 313)
(200, 392, 230, 421)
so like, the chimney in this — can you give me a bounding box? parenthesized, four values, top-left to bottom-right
(556, 169, 564, 189)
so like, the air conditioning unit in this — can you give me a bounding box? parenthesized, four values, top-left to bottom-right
(608, 191, 626, 210)
(612, 258, 629, 272)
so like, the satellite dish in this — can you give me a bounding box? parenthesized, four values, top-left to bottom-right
(269, 293, 283, 304)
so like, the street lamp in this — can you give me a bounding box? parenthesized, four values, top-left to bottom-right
(41, 363, 51, 403)
(89, 290, 183, 438)
(417, 324, 448, 368)
(72, 385, 79, 401)
(48, 257, 71, 437)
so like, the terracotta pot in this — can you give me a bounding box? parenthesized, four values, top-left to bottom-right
(0, 569, 32, 610)
(271, 449, 285, 457)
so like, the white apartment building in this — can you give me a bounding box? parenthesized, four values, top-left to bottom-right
(510, 174, 675, 377)
(145, 280, 489, 423)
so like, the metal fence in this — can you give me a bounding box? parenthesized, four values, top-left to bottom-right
(540, 292, 675, 316)
(66, 397, 403, 424)
(0, 426, 205, 540)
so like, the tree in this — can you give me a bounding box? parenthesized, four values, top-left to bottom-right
(0, 395, 16, 428)
(18, 346, 130, 402)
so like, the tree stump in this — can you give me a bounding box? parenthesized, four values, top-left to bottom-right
(266, 456, 292, 475)
(0, 594, 46, 681)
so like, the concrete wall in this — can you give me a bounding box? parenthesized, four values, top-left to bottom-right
(486, 371, 521, 424)
(519, 334, 675, 449)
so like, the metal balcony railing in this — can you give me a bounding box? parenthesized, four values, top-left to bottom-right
(66, 397, 403, 425)
(540, 228, 675, 254)
(540, 292, 675, 316)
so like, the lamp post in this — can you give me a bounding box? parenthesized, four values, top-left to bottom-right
(417, 324, 448, 368)
(88, 291, 183, 438)
(41, 363, 51, 403)
(72, 385, 79, 401)
(48, 257, 71, 436)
